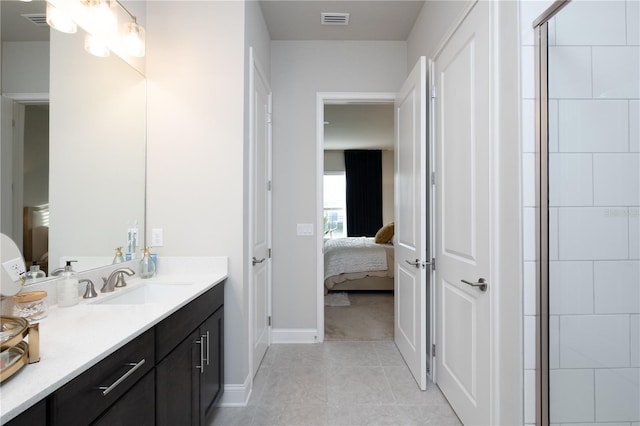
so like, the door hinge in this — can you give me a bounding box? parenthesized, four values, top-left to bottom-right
(432, 343, 436, 356)
(268, 316, 272, 326)
(268, 248, 272, 258)
(267, 180, 272, 191)
(432, 258, 436, 271)
(267, 113, 272, 124)
(431, 85, 437, 99)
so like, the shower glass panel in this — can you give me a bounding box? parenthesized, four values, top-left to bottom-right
(546, 1, 640, 424)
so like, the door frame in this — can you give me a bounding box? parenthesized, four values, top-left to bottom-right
(428, 0, 522, 423)
(315, 92, 396, 340)
(248, 47, 272, 380)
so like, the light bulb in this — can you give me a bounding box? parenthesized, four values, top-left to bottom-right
(46, 2, 77, 34)
(124, 22, 145, 57)
(86, 0, 117, 36)
(84, 34, 110, 57)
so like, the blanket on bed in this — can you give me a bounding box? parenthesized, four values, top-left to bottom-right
(324, 237, 388, 280)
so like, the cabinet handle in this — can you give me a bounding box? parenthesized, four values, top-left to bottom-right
(98, 359, 146, 396)
(194, 337, 205, 373)
(204, 331, 210, 366)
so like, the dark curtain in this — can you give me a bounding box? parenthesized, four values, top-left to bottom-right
(345, 150, 382, 237)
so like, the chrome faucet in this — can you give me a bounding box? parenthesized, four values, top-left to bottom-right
(50, 267, 64, 277)
(100, 267, 135, 293)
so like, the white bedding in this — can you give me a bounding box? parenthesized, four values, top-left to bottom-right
(324, 237, 388, 280)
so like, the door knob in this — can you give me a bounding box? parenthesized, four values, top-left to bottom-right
(461, 278, 488, 292)
(252, 257, 266, 266)
(405, 259, 421, 268)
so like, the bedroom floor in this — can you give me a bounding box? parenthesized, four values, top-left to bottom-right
(324, 291, 394, 341)
(207, 342, 461, 426)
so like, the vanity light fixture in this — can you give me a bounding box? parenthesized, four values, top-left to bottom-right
(45, 2, 77, 34)
(84, 33, 110, 57)
(124, 20, 145, 57)
(82, 0, 117, 36)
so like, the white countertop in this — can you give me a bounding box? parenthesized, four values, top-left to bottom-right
(0, 257, 227, 424)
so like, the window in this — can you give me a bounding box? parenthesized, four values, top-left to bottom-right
(323, 173, 347, 238)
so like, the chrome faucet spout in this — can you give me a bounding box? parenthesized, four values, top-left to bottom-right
(100, 267, 135, 293)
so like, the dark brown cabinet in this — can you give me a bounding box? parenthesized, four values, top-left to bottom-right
(156, 284, 225, 426)
(4, 399, 46, 426)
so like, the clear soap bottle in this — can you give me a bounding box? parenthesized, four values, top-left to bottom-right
(113, 247, 125, 264)
(24, 261, 46, 283)
(139, 247, 155, 279)
(57, 260, 79, 307)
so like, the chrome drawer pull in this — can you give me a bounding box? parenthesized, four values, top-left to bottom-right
(204, 331, 210, 366)
(194, 338, 205, 373)
(98, 359, 146, 396)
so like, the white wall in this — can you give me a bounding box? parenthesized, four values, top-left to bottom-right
(146, 0, 271, 396)
(271, 41, 406, 330)
(23, 105, 49, 207)
(1, 41, 49, 95)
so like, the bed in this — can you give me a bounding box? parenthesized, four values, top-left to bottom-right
(324, 236, 394, 294)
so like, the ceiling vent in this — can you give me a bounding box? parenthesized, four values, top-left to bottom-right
(321, 12, 350, 26)
(22, 13, 48, 27)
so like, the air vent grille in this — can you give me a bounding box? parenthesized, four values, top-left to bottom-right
(22, 13, 48, 26)
(321, 12, 350, 26)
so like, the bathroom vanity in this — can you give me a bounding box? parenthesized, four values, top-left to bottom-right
(1, 260, 227, 426)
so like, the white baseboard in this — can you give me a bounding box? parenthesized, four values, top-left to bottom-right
(271, 328, 319, 343)
(218, 374, 251, 407)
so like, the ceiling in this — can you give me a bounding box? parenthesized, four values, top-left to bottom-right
(259, 0, 425, 41)
(1, 1, 49, 42)
(324, 104, 394, 150)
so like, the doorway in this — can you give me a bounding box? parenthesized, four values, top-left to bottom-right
(321, 102, 396, 341)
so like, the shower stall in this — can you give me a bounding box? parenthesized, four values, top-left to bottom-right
(535, 1, 640, 424)
(534, 0, 640, 426)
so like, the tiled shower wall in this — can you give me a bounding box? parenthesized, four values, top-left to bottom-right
(521, 1, 640, 425)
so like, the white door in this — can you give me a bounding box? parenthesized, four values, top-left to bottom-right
(394, 56, 428, 390)
(433, 1, 491, 424)
(250, 49, 272, 378)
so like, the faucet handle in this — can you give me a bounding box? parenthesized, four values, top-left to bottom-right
(81, 279, 98, 299)
(100, 277, 110, 293)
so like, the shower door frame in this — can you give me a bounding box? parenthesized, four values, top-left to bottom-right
(533, 2, 571, 425)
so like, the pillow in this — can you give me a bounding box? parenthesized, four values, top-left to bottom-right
(374, 222, 394, 244)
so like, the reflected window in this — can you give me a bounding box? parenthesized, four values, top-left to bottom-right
(323, 173, 347, 238)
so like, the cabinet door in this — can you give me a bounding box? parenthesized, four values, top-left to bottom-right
(92, 370, 155, 426)
(5, 399, 46, 426)
(200, 306, 224, 423)
(156, 329, 200, 426)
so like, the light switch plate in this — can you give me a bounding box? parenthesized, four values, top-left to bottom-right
(297, 223, 314, 236)
(151, 228, 164, 247)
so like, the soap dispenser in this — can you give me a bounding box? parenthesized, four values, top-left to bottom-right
(24, 261, 46, 283)
(139, 247, 155, 279)
(57, 260, 79, 307)
(112, 247, 125, 264)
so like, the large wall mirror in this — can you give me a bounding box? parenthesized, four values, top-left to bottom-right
(1, 1, 146, 277)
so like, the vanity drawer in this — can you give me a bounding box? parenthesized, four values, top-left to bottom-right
(155, 283, 224, 361)
(49, 329, 155, 426)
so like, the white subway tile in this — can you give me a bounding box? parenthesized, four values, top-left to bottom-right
(632, 315, 639, 368)
(631, 101, 639, 153)
(524, 369, 536, 424)
(560, 315, 630, 368)
(550, 99, 559, 153)
(555, 0, 627, 46)
(525, 315, 536, 370)
(593, 154, 640, 206)
(628, 0, 640, 46)
(630, 211, 640, 259)
(524, 207, 537, 261)
(550, 208, 559, 260)
(550, 369, 595, 423)
(549, 154, 593, 207)
(522, 46, 536, 100)
(595, 368, 640, 422)
(524, 261, 537, 316)
(558, 207, 629, 260)
(550, 315, 560, 369)
(549, 47, 592, 99)
(559, 101, 629, 153)
(523, 153, 536, 207)
(522, 99, 535, 153)
(550, 261, 594, 314)
(593, 47, 640, 99)
(594, 261, 640, 314)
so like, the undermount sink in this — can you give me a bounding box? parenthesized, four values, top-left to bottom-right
(91, 282, 193, 305)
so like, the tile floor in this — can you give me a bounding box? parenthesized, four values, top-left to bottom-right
(208, 341, 461, 425)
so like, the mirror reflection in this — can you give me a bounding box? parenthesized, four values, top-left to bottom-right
(1, 1, 146, 278)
